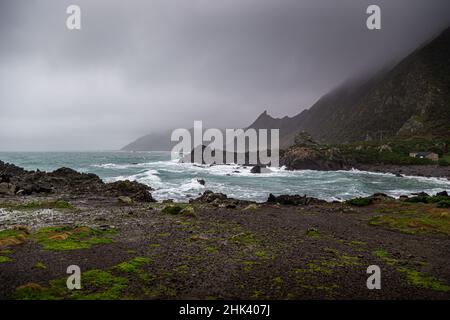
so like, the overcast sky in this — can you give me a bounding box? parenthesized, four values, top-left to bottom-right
(0, 0, 449, 151)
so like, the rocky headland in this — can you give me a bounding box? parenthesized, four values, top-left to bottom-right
(176, 132, 450, 179)
(0, 160, 155, 202)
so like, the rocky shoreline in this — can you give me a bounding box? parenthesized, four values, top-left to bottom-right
(178, 139, 450, 179)
(1, 159, 449, 205)
(0, 160, 449, 300)
(255, 161, 449, 179)
(0, 160, 155, 202)
(278, 144, 450, 179)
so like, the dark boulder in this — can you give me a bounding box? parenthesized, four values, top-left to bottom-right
(106, 180, 155, 202)
(280, 146, 350, 171)
(250, 165, 262, 174)
(250, 165, 271, 174)
(0, 161, 27, 177)
(436, 191, 449, 197)
(0, 174, 11, 183)
(191, 190, 228, 203)
(367, 193, 394, 201)
(190, 190, 254, 208)
(267, 193, 326, 206)
(0, 183, 16, 195)
(412, 192, 430, 197)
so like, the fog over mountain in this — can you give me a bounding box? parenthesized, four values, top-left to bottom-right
(0, 0, 449, 151)
(247, 26, 450, 148)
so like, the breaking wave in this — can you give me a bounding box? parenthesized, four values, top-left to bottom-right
(1, 151, 448, 203)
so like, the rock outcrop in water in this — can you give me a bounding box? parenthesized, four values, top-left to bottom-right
(280, 132, 350, 171)
(280, 146, 350, 171)
(179, 145, 266, 167)
(0, 160, 155, 202)
(250, 165, 272, 174)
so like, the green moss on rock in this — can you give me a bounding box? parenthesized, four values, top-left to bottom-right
(346, 197, 373, 207)
(398, 267, 450, 292)
(15, 269, 128, 300)
(115, 257, 152, 274)
(162, 205, 184, 215)
(33, 226, 117, 251)
(0, 256, 13, 263)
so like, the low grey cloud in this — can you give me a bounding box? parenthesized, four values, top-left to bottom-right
(0, 0, 449, 150)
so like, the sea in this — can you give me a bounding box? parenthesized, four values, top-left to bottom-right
(1, 151, 449, 203)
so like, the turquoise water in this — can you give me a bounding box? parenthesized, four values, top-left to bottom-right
(1, 151, 449, 202)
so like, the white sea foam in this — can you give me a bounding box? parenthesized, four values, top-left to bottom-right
(104, 169, 163, 188)
(152, 178, 206, 201)
(93, 162, 155, 169)
(9, 151, 449, 203)
(95, 157, 450, 202)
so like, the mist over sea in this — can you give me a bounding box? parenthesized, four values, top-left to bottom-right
(1, 152, 449, 203)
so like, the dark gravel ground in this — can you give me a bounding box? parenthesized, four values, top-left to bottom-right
(0, 196, 449, 300)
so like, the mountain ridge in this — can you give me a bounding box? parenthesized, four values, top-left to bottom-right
(123, 26, 450, 151)
(248, 26, 450, 147)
